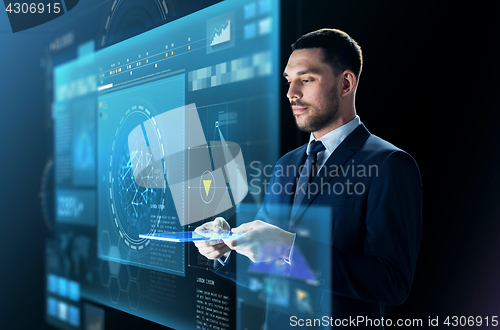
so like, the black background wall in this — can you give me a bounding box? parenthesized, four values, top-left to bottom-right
(0, 0, 498, 328)
(281, 1, 500, 325)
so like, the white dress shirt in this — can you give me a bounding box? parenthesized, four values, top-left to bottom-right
(307, 115, 361, 172)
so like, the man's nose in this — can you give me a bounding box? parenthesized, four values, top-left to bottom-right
(286, 81, 302, 100)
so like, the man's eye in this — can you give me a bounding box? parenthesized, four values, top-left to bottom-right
(302, 79, 310, 83)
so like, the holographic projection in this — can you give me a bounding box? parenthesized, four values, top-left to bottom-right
(128, 103, 248, 226)
(98, 75, 186, 275)
(48, 0, 280, 329)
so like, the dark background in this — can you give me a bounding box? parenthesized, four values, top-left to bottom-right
(1, 0, 498, 328)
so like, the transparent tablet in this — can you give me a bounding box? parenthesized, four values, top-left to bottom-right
(139, 230, 238, 242)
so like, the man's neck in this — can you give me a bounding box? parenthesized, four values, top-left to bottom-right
(313, 111, 357, 139)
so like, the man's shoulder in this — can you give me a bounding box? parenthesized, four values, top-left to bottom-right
(361, 134, 420, 177)
(363, 133, 401, 153)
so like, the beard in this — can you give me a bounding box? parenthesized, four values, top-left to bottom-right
(291, 82, 339, 133)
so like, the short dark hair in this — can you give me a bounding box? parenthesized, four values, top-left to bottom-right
(292, 28, 363, 86)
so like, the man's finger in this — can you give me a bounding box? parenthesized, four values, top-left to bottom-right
(223, 232, 251, 248)
(231, 221, 256, 234)
(194, 221, 215, 235)
(212, 217, 228, 232)
(200, 244, 231, 259)
(197, 242, 227, 255)
(195, 238, 226, 248)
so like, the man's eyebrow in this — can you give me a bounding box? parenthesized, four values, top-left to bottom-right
(283, 69, 320, 77)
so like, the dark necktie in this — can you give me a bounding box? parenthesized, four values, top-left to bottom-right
(292, 140, 326, 217)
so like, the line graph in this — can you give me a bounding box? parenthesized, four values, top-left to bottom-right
(210, 20, 231, 46)
(206, 12, 235, 54)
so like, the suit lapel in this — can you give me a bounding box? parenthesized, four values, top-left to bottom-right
(290, 124, 371, 226)
(279, 145, 307, 210)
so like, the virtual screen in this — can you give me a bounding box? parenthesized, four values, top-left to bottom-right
(48, 0, 282, 329)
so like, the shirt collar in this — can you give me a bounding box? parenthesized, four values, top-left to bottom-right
(306, 116, 361, 155)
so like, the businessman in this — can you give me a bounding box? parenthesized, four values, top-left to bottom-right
(195, 28, 422, 328)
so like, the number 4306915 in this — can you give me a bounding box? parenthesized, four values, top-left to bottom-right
(6, 3, 61, 14)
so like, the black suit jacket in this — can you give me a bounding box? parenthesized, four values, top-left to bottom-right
(214, 123, 422, 329)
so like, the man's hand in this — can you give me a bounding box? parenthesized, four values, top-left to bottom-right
(223, 220, 295, 263)
(193, 217, 231, 260)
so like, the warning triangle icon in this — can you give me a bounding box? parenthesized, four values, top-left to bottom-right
(203, 180, 212, 197)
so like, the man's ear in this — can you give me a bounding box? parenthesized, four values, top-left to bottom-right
(341, 70, 356, 97)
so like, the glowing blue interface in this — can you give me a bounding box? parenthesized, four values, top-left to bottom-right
(49, 0, 280, 329)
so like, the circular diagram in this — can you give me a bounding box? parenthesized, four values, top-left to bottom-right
(109, 106, 166, 250)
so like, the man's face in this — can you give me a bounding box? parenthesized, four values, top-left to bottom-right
(284, 48, 340, 134)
